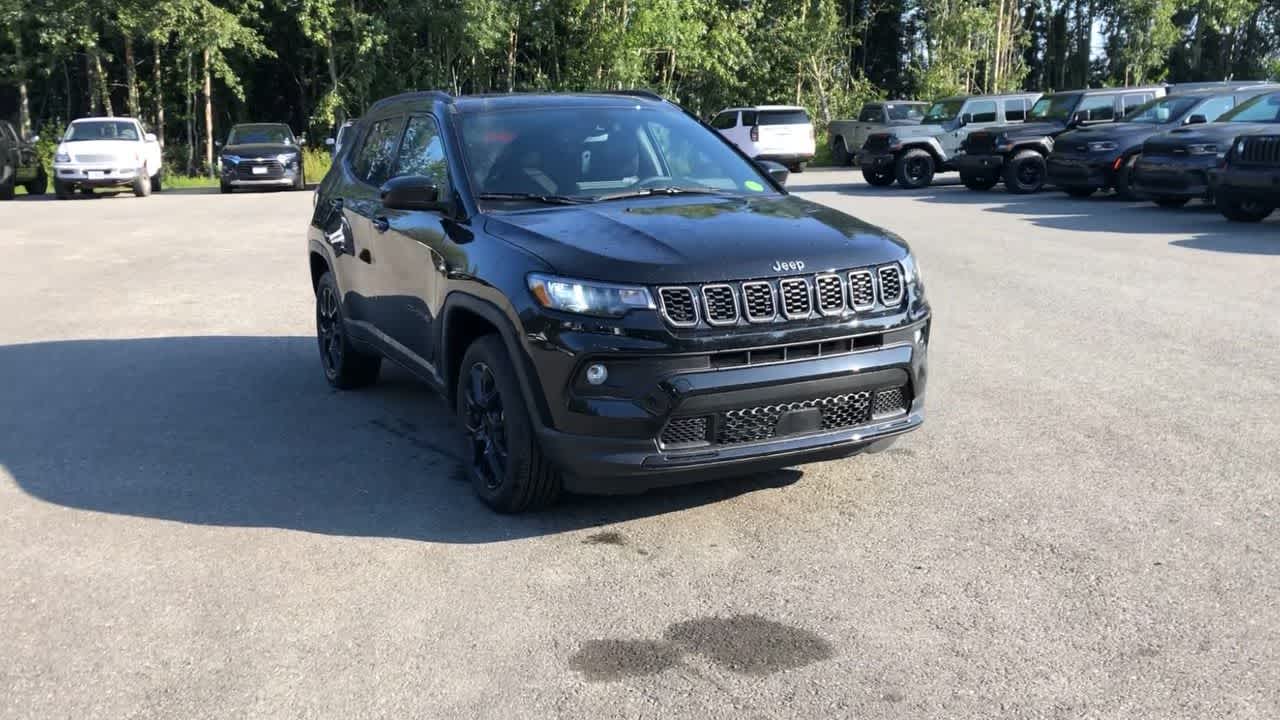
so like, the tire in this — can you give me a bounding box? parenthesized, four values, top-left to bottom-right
(0, 172, 13, 201)
(861, 167, 895, 187)
(151, 169, 163, 193)
(1062, 186, 1096, 198)
(1216, 193, 1275, 223)
(132, 172, 152, 197)
(1003, 149, 1046, 194)
(456, 334, 562, 513)
(220, 182, 232, 194)
(960, 171, 998, 191)
(54, 179, 71, 200)
(24, 166, 48, 196)
(831, 137, 851, 166)
(895, 149, 935, 189)
(315, 271, 381, 389)
(1153, 196, 1190, 209)
(1113, 154, 1140, 200)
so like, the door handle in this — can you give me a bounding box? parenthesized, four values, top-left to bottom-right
(372, 216, 390, 233)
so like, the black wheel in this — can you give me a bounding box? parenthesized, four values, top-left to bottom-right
(132, 172, 152, 197)
(0, 171, 13, 201)
(895, 149, 935, 189)
(24, 166, 48, 195)
(1153, 196, 1189, 209)
(1113, 154, 1140, 200)
(220, 182, 232, 194)
(151, 169, 163, 193)
(1062, 186, 1096, 198)
(457, 335, 562, 513)
(1003, 149, 1046, 194)
(960, 171, 998, 191)
(861, 167, 895, 187)
(54, 179, 71, 200)
(315, 272, 381, 389)
(1216, 193, 1275, 223)
(831, 137, 851, 166)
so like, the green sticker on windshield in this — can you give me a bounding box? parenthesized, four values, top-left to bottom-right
(744, 180, 765, 192)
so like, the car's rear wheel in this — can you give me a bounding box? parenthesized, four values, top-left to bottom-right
(1003, 150, 1046, 194)
(1216, 193, 1275, 223)
(457, 335, 562, 513)
(1062, 186, 1095, 198)
(132, 172, 152, 197)
(315, 272, 381, 389)
(24, 166, 48, 196)
(1153, 196, 1190, 209)
(895, 149, 935, 189)
(960, 171, 998, 191)
(831, 137, 851, 166)
(861, 167, 895, 186)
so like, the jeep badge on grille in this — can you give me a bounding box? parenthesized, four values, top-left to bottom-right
(772, 260, 805, 272)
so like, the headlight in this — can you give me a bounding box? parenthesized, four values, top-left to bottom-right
(1235, 139, 1246, 156)
(276, 153, 299, 166)
(54, 152, 70, 163)
(221, 154, 241, 165)
(1087, 141, 1117, 152)
(1186, 144, 1218, 155)
(900, 253, 923, 291)
(527, 274, 655, 317)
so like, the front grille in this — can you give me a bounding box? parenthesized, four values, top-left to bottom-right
(849, 270, 875, 310)
(814, 275, 846, 316)
(872, 388, 908, 419)
(965, 133, 996, 155)
(659, 417, 709, 448)
(779, 278, 812, 318)
(718, 392, 875, 445)
(864, 135, 892, 153)
(741, 281, 776, 322)
(74, 153, 116, 163)
(701, 284, 739, 325)
(658, 287, 698, 326)
(235, 160, 285, 179)
(1240, 135, 1280, 165)
(877, 265, 904, 305)
(1142, 143, 1181, 158)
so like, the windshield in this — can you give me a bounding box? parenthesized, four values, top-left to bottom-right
(458, 106, 777, 204)
(922, 100, 964, 124)
(64, 121, 139, 142)
(1218, 92, 1280, 123)
(1122, 96, 1200, 124)
(887, 104, 925, 121)
(227, 125, 295, 145)
(1029, 94, 1081, 122)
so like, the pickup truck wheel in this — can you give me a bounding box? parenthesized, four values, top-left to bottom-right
(1153, 196, 1189, 209)
(1003, 150, 1046, 194)
(895, 149, 935, 189)
(1216, 194, 1275, 223)
(1113, 154, 1140, 200)
(315, 272, 381, 389)
(54, 179, 71, 199)
(831, 137, 851, 166)
(457, 335, 562, 513)
(131, 173, 152, 197)
(960, 171, 998, 191)
(861, 167, 895, 187)
(151, 170, 163, 193)
(24, 166, 48, 195)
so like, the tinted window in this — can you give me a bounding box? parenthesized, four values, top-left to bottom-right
(1218, 93, 1280, 123)
(395, 116, 448, 190)
(1193, 95, 1235, 122)
(859, 106, 883, 122)
(967, 101, 997, 123)
(227, 125, 294, 145)
(1121, 93, 1153, 115)
(1004, 99, 1027, 122)
(757, 110, 810, 125)
(886, 103, 925, 121)
(1123, 96, 1199, 123)
(1076, 95, 1116, 121)
(352, 116, 404, 186)
(1029, 94, 1080, 121)
(710, 112, 737, 130)
(740, 111, 757, 126)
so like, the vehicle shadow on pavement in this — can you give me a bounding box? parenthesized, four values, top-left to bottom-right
(0, 336, 802, 543)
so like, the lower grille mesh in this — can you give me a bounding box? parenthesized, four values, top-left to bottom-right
(659, 416, 709, 447)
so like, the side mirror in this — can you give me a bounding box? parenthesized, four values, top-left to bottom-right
(1186, 114, 1208, 125)
(380, 175, 447, 212)
(960, 113, 972, 126)
(145, 132, 158, 143)
(756, 159, 790, 187)
(1070, 110, 1089, 126)
(325, 137, 336, 146)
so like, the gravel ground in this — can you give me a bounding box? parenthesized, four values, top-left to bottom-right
(1, 173, 1277, 719)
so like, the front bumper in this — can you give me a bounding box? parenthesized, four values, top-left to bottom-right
(1131, 155, 1216, 199)
(1047, 154, 1114, 189)
(856, 151, 897, 171)
(53, 164, 140, 187)
(1213, 165, 1280, 203)
(953, 154, 1005, 175)
(226, 176, 298, 188)
(754, 152, 815, 165)
(221, 159, 300, 188)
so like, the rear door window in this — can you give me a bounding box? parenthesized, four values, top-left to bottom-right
(967, 101, 997, 123)
(1121, 93, 1153, 115)
(1077, 95, 1116, 122)
(1003, 99, 1028, 122)
(757, 110, 810, 125)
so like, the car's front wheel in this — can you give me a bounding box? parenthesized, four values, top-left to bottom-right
(895, 149, 935, 189)
(1216, 193, 1275, 223)
(131, 172, 152, 197)
(151, 169, 163, 192)
(1003, 150, 1046, 194)
(457, 335, 562, 513)
(315, 272, 381, 389)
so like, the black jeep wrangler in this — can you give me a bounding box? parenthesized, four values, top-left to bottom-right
(0, 120, 47, 199)
(307, 91, 930, 512)
(1212, 133, 1279, 222)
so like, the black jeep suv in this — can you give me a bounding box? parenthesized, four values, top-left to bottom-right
(0, 120, 47, 199)
(307, 91, 930, 512)
(956, 86, 1164, 193)
(1211, 133, 1279, 222)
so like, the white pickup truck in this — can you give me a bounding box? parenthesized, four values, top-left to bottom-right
(53, 117, 164, 198)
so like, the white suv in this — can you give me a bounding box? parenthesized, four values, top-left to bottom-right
(709, 105, 815, 172)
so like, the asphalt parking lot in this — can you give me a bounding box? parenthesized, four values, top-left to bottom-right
(2, 171, 1278, 719)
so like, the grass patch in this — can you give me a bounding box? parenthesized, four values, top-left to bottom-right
(164, 174, 220, 189)
(303, 147, 331, 184)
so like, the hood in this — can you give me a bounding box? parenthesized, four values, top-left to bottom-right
(893, 123, 949, 139)
(1146, 121, 1280, 147)
(485, 195, 910, 285)
(222, 142, 300, 157)
(995, 120, 1069, 140)
(1054, 123, 1166, 150)
(58, 139, 140, 161)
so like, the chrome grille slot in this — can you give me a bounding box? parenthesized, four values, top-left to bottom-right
(877, 265, 903, 306)
(848, 270, 875, 310)
(714, 392, 875, 445)
(741, 281, 777, 322)
(658, 287, 698, 326)
(701, 284, 739, 325)
(779, 278, 812, 319)
(74, 153, 116, 164)
(814, 274, 846, 316)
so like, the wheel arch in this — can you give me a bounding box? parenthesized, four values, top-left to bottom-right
(439, 293, 551, 427)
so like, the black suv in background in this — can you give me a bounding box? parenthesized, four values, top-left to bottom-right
(218, 123, 306, 192)
(308, 91, 930, 512)
(0, 120, 46, 199)
(1212, 133, 1279, 222)
(956, 86, 1164, 193)
(1046, 85, 1277, 199)
(1133, 91, 1280, 208)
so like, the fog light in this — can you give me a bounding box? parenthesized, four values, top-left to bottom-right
(585, 363, 608, 385)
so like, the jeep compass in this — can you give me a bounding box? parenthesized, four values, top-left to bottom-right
(307, 91, 930, 512)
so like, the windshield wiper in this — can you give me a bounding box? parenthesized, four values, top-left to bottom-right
(593, 186, 735, 202)
(476, 192, 589, 205)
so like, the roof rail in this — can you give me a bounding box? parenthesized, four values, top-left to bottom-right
(596, 89, 669, 103)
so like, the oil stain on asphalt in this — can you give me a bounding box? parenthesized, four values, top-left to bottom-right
(569, 614, 833, 682)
